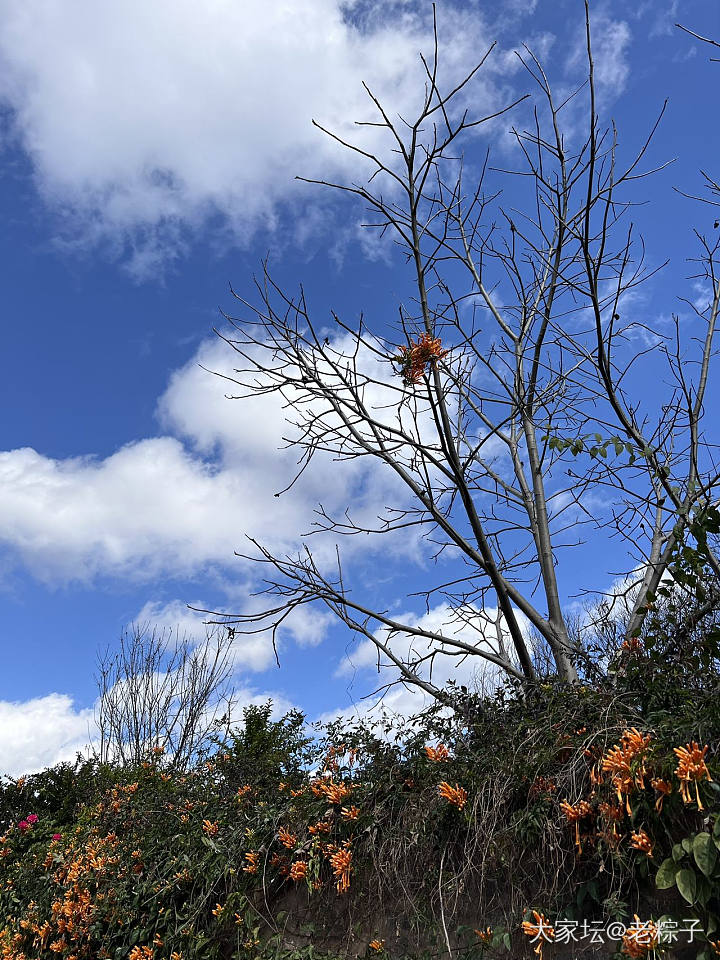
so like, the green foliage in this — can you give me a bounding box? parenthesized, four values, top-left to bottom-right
(3, 517, 720, 959)
(213, 703, 313, 796)
(542, 429, 641, 463)
(653, 818, 720, 954)
(607, 503, 720, 718)
(0, 679, 718, 959)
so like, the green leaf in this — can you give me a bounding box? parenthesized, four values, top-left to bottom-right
(676, 867, 698, 904)
(694, 833, 717, 878)
(697, 875, 712, 907)
(656, 857, 679, 889)
(502, 932, 512, 950)
(713, 818, 720, 840)
(672, 843, 686, 862)
(682, 837, 694, 854)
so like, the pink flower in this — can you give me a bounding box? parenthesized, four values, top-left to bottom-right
(52, 833, 62, 841)
(17, 820, 29, 832)
(26, 814, 38, 824)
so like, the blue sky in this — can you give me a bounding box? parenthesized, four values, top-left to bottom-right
(0, 0, 717, 774)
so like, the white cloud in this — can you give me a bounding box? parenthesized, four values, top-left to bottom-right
(566, 8, 632, 102)
(0, 336, 415, 584)
(135, 599, 222, 642)
(0, 438, 254, 581)
(636, 0, 679, 39)
(334, 601, 529, 721)
(319, 611, 503, 725)
(316, 686, 436, 729)
(135, 595, 332, 671)
(0, 683, 296, 777)
(280, 604, 334, 648)
(0, 0, 510, 273)
(0, 694, 94, 777)
(0, 433, 321, 583)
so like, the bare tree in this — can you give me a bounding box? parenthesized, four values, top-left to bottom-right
(95, 623, 236, 769)
(206, 5, 720, 699)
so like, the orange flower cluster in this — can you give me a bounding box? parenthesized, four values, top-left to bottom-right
(650, 777, 672, 813)
(596, 801, 624, 847)
(528, 776, 556, 800)
(328, 843, 352, 894)
(270, 853, 289, 876)
(620, 637, 643, 655)
(369, 939, 385, 951)
(598, 801, 622, 820)
(101, 782, 139, 816)
(438, 782, 468, 810)
(308, 820, 332, 836)
(0, 830, 126, 960)
(129, 948, 153, 960)
(310, 778, 351, 805)
(521, 911, 554, 960)
(474, 927, 493, 944)
(277, 827, 297, 849)
(424, 744, 450, 762)
(621, 917, 658, 957)
(629, 828, 653, 858)
(601, 728, 651, 814)
(559, 799, 593, 822)
(0, 758, 381, 960)
(397, 333, 448, 385)
(674, 741, 713, 809)
(559, 799, 593, 854)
